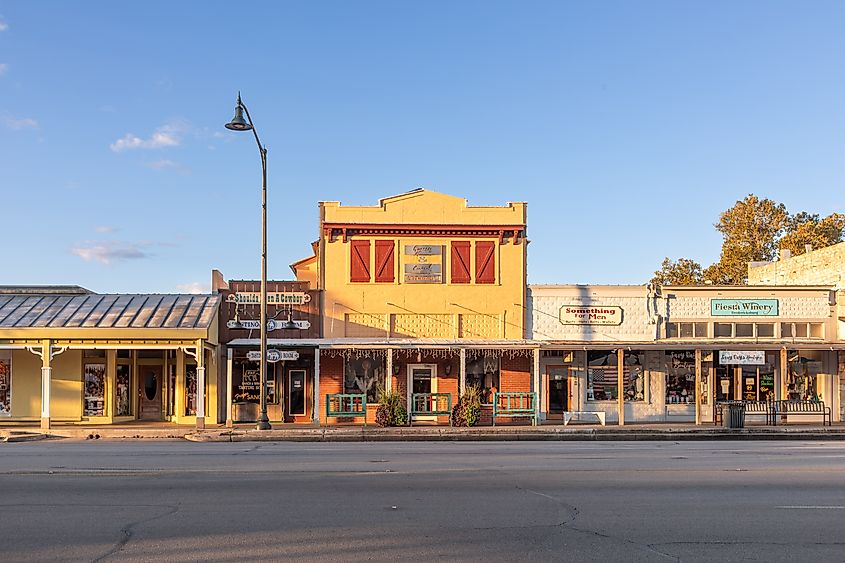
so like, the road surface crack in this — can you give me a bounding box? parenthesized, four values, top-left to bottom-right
(92, 503, 180, 562)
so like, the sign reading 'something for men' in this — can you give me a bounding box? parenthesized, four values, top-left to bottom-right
(404, 244, 443, 283)
(559, 306, 623, 326)
(711, 299, 778, 316)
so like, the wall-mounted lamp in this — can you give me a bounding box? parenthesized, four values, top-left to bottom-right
(444, 363, 452, 376)
(393, 363, 401, 376)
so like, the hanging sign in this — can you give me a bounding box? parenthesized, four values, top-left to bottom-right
(719, 351, 765, 365)
(711, 299, 778, 316)
(246, 350, 300, 363)
(227, 292, 311, 305)
(227, 319, 311, 330)
(559, 306, 623, 326)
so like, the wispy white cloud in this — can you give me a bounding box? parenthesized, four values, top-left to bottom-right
(110, 121, 187, 152)
(0, 63, 8, 76)
(2, 113, 38, 130)
(146, 159, 179, 170)
(95, 226, 118, 234)
(71, 242, 152, 265)
(0, 18, 8, 32)
(176, 282, 210, 294)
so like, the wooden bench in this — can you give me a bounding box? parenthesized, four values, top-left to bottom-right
(563, 411, 606, 426)
(770, 400, 831, 426)
(493, 392, 537, 426)
(325, 393, 367, 426)
(410, 393, 452, 426)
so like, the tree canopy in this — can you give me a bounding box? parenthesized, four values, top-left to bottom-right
(651, 194, 844, 286)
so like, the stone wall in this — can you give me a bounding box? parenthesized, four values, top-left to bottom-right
(748, 242, 845, 288)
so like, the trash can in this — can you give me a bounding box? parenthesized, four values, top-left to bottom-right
(722, 403, 745, 429)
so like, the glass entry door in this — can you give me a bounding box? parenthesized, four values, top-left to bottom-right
(408, 365, 436, 420)
(287, 369, 307, 418)
(547, 366, 569, 415)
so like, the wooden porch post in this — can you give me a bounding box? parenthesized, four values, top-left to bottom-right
(695, 349, 702, 426)
(195, 340, 205, 430)
(40, 339, 52, 431)
(617, 348, 625, 426)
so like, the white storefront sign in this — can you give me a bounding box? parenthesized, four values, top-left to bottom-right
(246, 350, 300, 363)
(719, 351, 765, 365)
(559, 305, 623, 326)
(227, 319, 311, 331)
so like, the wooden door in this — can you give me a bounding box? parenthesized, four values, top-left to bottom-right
(138, 365, 163, 421)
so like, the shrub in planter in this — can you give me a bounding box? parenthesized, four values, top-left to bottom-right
(451, 385, 482, 427)
(375, 385, 408, 427)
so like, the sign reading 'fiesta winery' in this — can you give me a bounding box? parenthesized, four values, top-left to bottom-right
(559, 306, 623, 326)
(711, 299, 778, 317)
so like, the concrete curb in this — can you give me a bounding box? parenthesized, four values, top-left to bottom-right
(0, 431, 49, 443)
(184, 426, 845, 443)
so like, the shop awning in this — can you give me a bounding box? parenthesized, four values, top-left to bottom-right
(226, 338, 539, 349)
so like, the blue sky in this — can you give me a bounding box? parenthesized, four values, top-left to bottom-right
(1, 1, 844, 293)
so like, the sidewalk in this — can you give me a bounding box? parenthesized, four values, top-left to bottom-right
(4, 422, 845, 443)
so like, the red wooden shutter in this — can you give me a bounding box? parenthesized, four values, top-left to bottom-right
(374, 240, 395, 283)
(451, 241, 471, 284)
(350, 240, 371, 282)
(475, 241, 496, 284)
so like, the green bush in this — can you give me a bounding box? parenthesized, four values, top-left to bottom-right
(375, 385, 408, 427)
(451, 385, 482, 427)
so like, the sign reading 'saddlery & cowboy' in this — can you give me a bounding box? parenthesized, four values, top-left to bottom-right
(227, 292, 311, 305)
(711, 299, 778, 316)
(559, 306, 623, 326)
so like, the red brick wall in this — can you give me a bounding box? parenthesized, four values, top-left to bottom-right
(500, 356, 531, 393)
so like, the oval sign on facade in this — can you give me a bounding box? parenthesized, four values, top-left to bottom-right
(559, 306, 623, 326)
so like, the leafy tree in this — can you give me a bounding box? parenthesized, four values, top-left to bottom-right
(779, 212, 845, 256)
(650, 257, 703, 286)
(702, 194, 788, 285)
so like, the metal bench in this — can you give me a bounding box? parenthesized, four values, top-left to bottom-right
(714, 400, 773, 426)
(493, 392, 537, 426)
(562, 411, 606, 426)
(770, 400, 831, 426)
(410, 393, 453, 426)
(325, 393, 367, 426)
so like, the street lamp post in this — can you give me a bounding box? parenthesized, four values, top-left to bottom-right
(226, 93, 272, 430)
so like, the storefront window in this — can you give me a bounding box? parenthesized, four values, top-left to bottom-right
(787, 351, 822, 401)
(465, 353, 500, 404)
(84, 362, 106, 416)
(666, 351, 695, 404)
(0, 351, 11, 417)
(344, 355, 385, 404)
(587, 350, 646, 402)
(116, 364, 132, 416)
(184, 365, 197, 416)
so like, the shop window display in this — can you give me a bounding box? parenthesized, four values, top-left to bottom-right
(84, 363, 106, 416)
(464, 353, 500, 404)
(0, 351, 10, 417)
(184, 366, 197, 416)
(116, 364, 132, 416)
(665, 351, 695, 404)
(344, 355, 385, 404)
(787, 352, 822, 401)
(587, 350, 646, 402)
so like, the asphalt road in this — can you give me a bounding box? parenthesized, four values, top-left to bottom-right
(1, 440, 844, 562)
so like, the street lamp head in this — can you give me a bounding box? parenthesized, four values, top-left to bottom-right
(225, 103, 252, 131)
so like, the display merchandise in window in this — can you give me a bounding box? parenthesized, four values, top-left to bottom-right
(587, 351, 646, 401)
(185, 366, 197, 416)
(344, 355, 385, 404)
(116, 364, 131, 416)
(464, 353, 500, 404)
(84, 363, 106, 416)
(0, 351, 10, 417)
(787, 353, 822, 401)
(666, 351, 695, 404)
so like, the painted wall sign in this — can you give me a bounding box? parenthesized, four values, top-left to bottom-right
(403, 243, 443, 283)
(719, 351, 765, 365)
(246, 350, 300, 363)
(226, 292, 311, 305)
(559, 306, 623, 326)
(711, 299, 778, 317)
(227, 319, 311, 331)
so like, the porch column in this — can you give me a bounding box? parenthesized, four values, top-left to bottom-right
(225, 348, 233, 428)
(40, 339, 52, 431)
(617, 348, 625, 426)
(780, 347, 788, 400)
(195, 341, 205, 430)
(694, 349, 702, 425)
(313, 348, 321, 425)
(533, 348, 542, 422)
(459, 348, 466, 395)
(386, 348, 394, 392)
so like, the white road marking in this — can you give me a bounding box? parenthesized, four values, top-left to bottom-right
(775, 506, 844, 510)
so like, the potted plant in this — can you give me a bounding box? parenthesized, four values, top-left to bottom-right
(451, 385, 482, 427)
(375, 385, 408, 427)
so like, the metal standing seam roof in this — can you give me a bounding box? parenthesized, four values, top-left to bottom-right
(0, 294, 220, 329)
